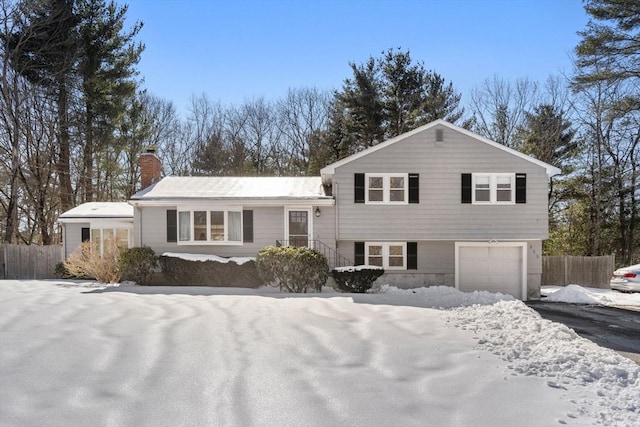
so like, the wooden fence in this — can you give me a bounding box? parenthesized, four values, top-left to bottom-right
(542, 255, 615, 288)
(1, 244, 63, 280)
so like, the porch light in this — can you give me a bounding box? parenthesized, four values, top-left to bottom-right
(315, 207, 321, 217)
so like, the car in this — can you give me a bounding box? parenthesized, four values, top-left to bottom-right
(610, 264, 640, 292)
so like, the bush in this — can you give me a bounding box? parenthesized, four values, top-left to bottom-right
(118, 246, 158, 285)
(256, 245, 329, 293)
(53, 262, 73, 279)
(332, 266, 384, 293)
(64, 239, 123, 283)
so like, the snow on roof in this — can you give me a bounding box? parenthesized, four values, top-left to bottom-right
(58, 202, 133, 220)
(320, 119, 562, 181)
(131, 176, 331, 200)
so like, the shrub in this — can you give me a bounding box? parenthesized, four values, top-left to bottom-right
(332, 266, 384, 293)
(118, 246, 158, 285)
(256, 245, 329, 293)
(53, 262, 73, 279)
(64, 239, 123, 283)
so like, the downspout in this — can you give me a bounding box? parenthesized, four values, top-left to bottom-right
(334, 182, 339, 242)
(137, 206, 143, 247)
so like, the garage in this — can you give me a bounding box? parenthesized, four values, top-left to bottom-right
(456, 242, 526, 299)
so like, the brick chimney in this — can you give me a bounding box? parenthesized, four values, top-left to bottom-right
(138, 146, 162, 190)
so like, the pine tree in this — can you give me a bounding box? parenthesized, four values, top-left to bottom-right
(5, 0, 79, 211)
(329, 48, 466, 155)
(574, 0, 640, 88)
(77, 0, 143, 201)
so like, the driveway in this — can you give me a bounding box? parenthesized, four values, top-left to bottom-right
(526, 301, 640, 364)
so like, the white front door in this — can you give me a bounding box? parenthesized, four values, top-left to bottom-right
(285, 208, 312, 247)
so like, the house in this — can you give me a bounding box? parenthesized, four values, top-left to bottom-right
(57, 202, 134, 258)
(59, 119, 560, 299)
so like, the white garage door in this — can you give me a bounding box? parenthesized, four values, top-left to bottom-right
(458, 245, 523, 299)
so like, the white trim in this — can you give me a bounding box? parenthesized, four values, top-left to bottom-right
(129, 199, 335, 208)
(176, 206, 243, 246)
(284, 207, 313, 248)
(364, 173, 409, 205)
(321, 119, 561, 182)
(58, 217, 133, 224)
(455, 241, 527, 300)
(472, 173, 516, 205)
(365, 242, 407, 270)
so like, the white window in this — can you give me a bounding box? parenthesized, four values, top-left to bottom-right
(365, 242, 406, 270)
(90, 227, 130, 254)
(177, 208, 242, 244)
(472, 173, 515, 204)
(365, 173, 408, 204)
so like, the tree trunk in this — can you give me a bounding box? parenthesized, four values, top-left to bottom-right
(57, 80, 73, 211)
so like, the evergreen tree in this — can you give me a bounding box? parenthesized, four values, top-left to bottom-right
(338, 57, 385, 150)
(574, 0, 640, 89)
(77, 0, 143, 201)
(4, 0, 79, 211)
(519, 104, 577, 169)
(329, 48, 466, 156)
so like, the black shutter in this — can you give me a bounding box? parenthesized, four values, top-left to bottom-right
(354, 242, 365, 265)
(354, 173, 365, 203)
(408, 174, 419, 203)
(407, 242, 418, 270)
(166, 209, 177, 242)
(515, 174, 526, 204)
(243, 210, 254, 242)
(81, 227, 90, 242)
(461, 173, 472, 203)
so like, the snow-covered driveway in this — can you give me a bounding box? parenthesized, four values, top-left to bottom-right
(0, 281, 638, 426)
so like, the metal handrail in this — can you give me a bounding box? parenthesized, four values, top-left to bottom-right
(275, 239, 353, 268)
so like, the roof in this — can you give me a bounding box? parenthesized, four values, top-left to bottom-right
(58, 202, 133, 220)
(320, 119, 562, 182)
(130, 176, 331, 201)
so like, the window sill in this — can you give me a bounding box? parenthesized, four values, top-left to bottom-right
(471, 202, 516, 205)
(177, 241, 244, 246)
(364, 201, 409, 205)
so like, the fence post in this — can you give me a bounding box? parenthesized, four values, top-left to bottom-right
(2, 244, 6, 279)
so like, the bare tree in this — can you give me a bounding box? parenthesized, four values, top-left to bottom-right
(469, 76, 539, 148)
(275, 87, 330, 175)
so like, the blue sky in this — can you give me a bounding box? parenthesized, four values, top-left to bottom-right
(124, 0, 589, 117)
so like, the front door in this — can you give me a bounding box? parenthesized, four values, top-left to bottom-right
(286, 209, 311, 247)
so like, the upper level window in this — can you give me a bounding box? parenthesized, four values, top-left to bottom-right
(178, 208, 242, 244)
(472, 173, 515, 204)
(365, 173, 408, 204)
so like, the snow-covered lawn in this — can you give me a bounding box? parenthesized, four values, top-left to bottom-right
(542, 284, 640, 309)
(1, 281, 638, 427)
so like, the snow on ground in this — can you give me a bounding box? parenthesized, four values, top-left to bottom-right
(162, 252, 255, 265)
(1, 280, 638, 427)
(542, 285, 640, 308)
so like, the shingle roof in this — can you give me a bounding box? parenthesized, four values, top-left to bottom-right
(130, 176, 331, 200)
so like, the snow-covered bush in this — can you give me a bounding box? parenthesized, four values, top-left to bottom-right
(256, 245, 329, 293)
(118, 246, 158, 285)
(332, 266, 384, 293)
(64, 239, 122, 283)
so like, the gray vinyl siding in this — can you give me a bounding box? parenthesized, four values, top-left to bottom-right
(337, 240, 452, 270)
(335, 239, 543, 294)
(333, 125, 551, 241)
(137, 205, 336, 258)
(62, 222, 88, 258)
